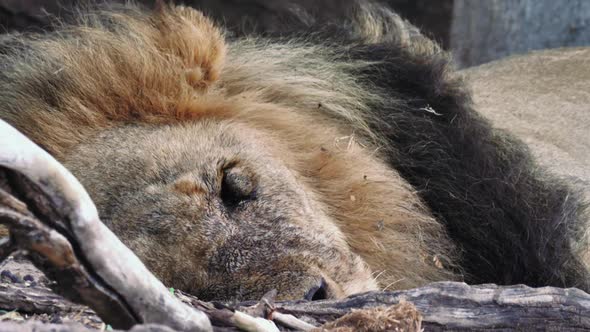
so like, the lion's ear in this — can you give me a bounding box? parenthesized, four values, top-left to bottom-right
(154, 6, 226, 89)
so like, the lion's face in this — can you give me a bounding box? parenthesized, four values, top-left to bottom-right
(63, 120, 378, 301)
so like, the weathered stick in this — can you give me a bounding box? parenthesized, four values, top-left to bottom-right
(275, 282, 590, 330)
(0, 119, 212, 331)
(1, 280, 590, 331)
(0, 282, 90, 315)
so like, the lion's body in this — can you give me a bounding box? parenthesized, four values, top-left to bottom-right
(0, 1, 588, 300)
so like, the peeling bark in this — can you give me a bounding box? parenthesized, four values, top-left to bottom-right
(1, 280, 590, 331)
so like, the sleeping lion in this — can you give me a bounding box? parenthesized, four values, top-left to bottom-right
(0, 1, 588, 301)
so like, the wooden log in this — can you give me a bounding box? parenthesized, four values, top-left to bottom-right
(1, 280, 590, 331)
(274, 282, 590, 330)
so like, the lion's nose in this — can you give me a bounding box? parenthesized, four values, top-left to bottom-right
(304, 278, 329, 301)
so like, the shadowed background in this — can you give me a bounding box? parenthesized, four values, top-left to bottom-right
(1, 0, 590, 67)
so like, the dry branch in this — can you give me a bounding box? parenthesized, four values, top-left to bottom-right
(0, 119, 212, 331)
(1, 280, 590, 331)
(0, 282, 89, 315)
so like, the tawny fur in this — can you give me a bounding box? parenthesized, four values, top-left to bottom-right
(0, 3, 458, 298)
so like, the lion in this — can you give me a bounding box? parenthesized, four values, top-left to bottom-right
(0, 1, 588, 301)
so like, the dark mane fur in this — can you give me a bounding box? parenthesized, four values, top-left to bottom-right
(352, 43, 589, 289)
(198, 0, 590, 289)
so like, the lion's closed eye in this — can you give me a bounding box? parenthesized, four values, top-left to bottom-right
(220, 165, 257, 208)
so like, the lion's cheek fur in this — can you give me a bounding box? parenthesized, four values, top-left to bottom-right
(59, 111, 455, 298)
